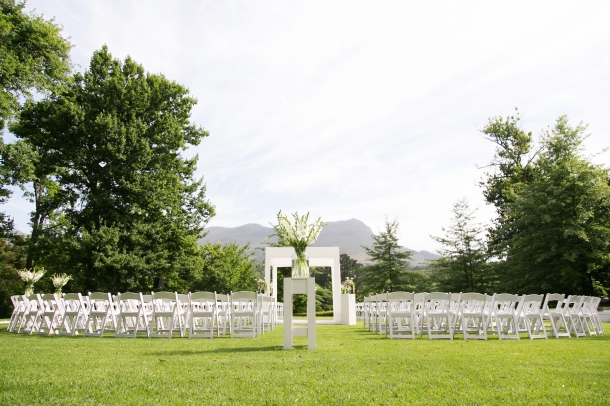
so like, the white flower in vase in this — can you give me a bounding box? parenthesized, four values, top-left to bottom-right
(271, 211, 326, 278)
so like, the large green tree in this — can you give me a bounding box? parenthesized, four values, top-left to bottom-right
(356, 219, 413, 295)
(430, 198, 492, 293)
(190, 242, 257, 294)
(0, 0, 71, 235)
(10, 46, 215, 293)
(481, 114, 610, 294)
(479, 109, 539, 259)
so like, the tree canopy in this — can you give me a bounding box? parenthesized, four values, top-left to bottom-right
(429, 198, 491, 293)
(0, 0, 72, 235)
(10, 46, 215, 293)
(357, 219, 413, 295)
(190, 242, 257, 294)
(481, 114, 610, 295)
(0, 0, 72, 130)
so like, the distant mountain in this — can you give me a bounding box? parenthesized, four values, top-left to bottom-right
(198, 219, 439, 266)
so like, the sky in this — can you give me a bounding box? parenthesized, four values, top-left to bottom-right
(5, 0, 610, 252)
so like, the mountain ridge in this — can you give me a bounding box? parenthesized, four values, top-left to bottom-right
(198, 219, 440, 266)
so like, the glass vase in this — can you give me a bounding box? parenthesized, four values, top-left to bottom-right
(24, 284, 34, 296)
(291, 252, 310, 278)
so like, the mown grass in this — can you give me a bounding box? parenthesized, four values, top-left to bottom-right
(1, 323, 609, 405)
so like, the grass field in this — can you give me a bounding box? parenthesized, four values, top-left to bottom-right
(1, 323, 609, 405)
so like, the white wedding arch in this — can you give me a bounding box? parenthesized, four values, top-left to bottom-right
(264, 247, 342, 324)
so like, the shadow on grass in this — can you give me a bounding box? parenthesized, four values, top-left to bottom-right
(147, 345, 291, 356)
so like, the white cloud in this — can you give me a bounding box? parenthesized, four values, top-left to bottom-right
(9, 0, 610, 252)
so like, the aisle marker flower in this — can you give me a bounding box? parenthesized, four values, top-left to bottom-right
(342, 277, 355, 294)
(51, 273, 72, 295)
(18, 266, 46, 296)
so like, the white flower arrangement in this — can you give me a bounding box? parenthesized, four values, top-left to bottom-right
(272, 211, 325, 277)
(51, 273, 72, 294)
(18, 266, 46, 296)
(257, 278, 268, 294)
(341, 277, 355, 294)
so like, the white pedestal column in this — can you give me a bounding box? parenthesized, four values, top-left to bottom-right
(341, 294, 356, 325)
(283, 277, 316, 350)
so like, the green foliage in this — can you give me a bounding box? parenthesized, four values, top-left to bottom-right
(481, 114, 610, 294)
(0, 0, 71, 233)
(314, 284, 333, 312)
(0, 0, 72, 130)
(190, 242, 257, 294)
(340, 253, 362, 281)
(0, 234, 27, 317)
(479, 109, 538, 258)
(10, 46, 215, 293)
(357, 218, 414, 295)
(430, 198, 493, 293)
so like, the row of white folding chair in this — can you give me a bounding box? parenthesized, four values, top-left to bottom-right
(370, 291, 582, 340)
(12, 291, 185, 338)
(9, 293, 63, 335)
(365, 292, 455, 339)
(542, 294, 604, 338)
(10, 291, 279, 339)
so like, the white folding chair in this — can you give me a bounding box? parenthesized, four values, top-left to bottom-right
(189, 291, 217, 339)
(83, 292, 117, 337)
(579, 296, 597, 336)
(58, 293, 90, 336)
(449, 292, 463, 334)
(20, 294, 43, 334)
(7, 295, 27, 333)
(541, 293, 570, 338)
(386, 291, 416, 339)
(424, 292, 455, 340)
(7, 295, 20, 332)
(363, 296, 372, 330)
(173, 293, 189, 337)
(115, 292, 150, 338)
(355, 302, 364, 320)
(564, 295, 586, 338)
(37, 293, 64, 336)
(414, 292, 426, 337)
(230, 291, 258, 338)
(148, 291, 181, 338)
(276, 302, 284, 321)
(519, 294, 547, 339)
(589, 297, 604, 335)
(459, 293, 490, 340)
(216, 294, 231, 336)
(374, 294, 388, 335)
(492, 294, 522, 340)
(260, 295, 275, 333)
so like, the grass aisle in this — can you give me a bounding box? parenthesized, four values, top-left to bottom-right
(1, 323, 609, 405)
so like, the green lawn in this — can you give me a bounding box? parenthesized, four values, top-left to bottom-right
(1, 323, 609, 405)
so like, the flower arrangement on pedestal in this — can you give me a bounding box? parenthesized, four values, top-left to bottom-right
(51, 273, 72, 295)
(18, 267, 46, 296)
(341, 277, 355, 294)
(257, 278, 268, 294)
(272, 211, 325, 278)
